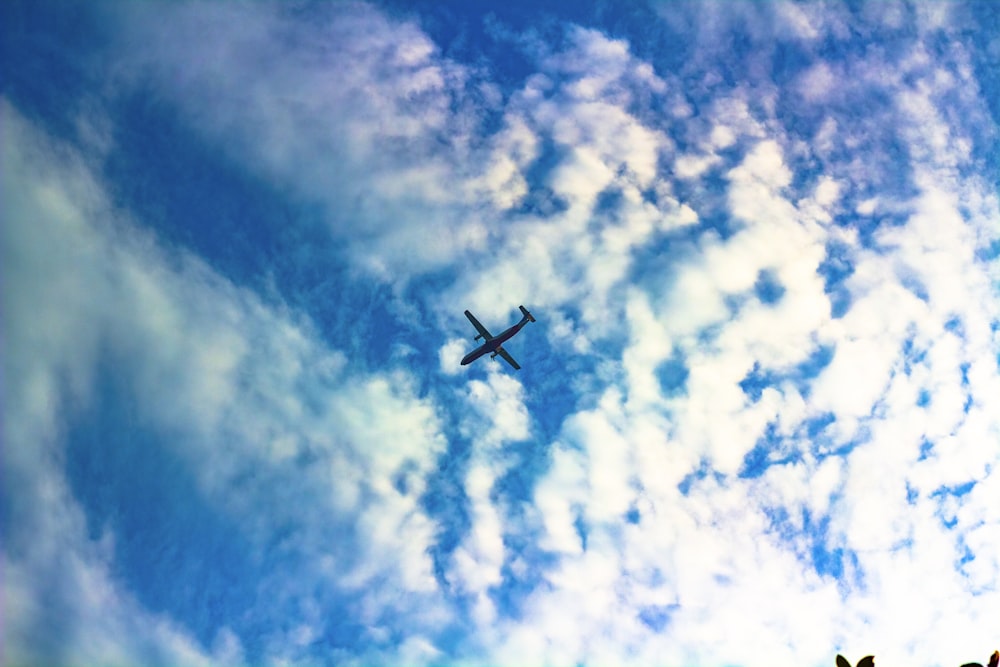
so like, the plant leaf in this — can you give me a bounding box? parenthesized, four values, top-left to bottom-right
(857, 657, 875, 667)
(836, 655, 851, 667)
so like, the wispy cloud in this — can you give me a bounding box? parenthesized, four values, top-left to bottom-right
(3, 100, 453, 665)
(4, 1, 1000, 666)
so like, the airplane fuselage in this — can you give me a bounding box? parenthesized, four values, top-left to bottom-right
(460, 318, 530, 365)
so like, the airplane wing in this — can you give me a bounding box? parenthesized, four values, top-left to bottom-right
(496, 346, 521, 370)
(464, 310, 493, 340)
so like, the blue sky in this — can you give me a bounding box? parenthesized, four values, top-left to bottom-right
(3, 2, 1000, 666)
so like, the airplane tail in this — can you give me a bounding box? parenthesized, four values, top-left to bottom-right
(519, 305, 536, 323)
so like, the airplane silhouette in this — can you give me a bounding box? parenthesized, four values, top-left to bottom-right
(461, 305, 535, 370)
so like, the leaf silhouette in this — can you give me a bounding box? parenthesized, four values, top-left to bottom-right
(857, 657, 875, 667)
(958, 663, 983, 667)
(991, 650, 999, 667)
(836, 655, 851, 667)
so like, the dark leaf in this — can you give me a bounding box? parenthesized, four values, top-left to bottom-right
(836, 655, 851, 667)
(857, 657, 875, 667)
(958, 663, 983, 667)
(990, 650, 999, 667)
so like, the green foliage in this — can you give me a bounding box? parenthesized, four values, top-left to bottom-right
(961, 651, 1000, 667)
(838, 649, 998, 667)
(836, 655, 873, 667)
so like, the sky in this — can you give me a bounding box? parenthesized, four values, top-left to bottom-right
(3, 1, 1000, 666)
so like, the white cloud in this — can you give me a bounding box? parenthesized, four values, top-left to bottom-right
(439, 338, 469, 375)
(674, 152, 721, 179)
(710, 124, 737, 149)
(3, 99, 454, 665)
(798, 61, 839, 102)
(475, 116, 539, 210)
(448, 464, 506, 625)
(461, 372, 532, 448)
(117, 4, 693, 341)
(114, 3, 494, 280)
(470, 12, 1000, 664)
(774, 2, 822, 41)
(9, 2, 1000, 665)
(3, 98, 222, 667)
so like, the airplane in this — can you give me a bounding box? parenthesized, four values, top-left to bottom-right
(461, 305, 536, 370)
